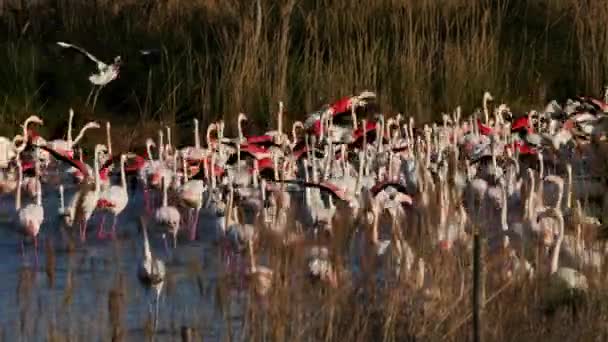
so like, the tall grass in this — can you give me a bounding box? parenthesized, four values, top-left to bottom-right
(0, 0, 606, 141)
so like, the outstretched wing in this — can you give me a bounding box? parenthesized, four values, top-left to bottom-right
(36, 143, 90, 178)
(57, 42, 105, 67)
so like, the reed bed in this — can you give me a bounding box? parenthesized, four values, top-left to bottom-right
(0, 0, 606, 139)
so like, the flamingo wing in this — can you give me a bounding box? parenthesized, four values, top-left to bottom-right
(37, 144, 90, 178)
(57, 42, 105, 66)
(370, 181, 409, 196)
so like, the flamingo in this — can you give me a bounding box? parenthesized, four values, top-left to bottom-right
(17, 157, 44, 264)
(45, 108, 75, 159)
(154, 175, 181, 249)
(178, 153, 204, 241)
(41, 144, 107, 241)
(96, 154, 129, 239)
(244, 234, 273, 297)
(57, 41, 121, 109)
(137, 217, 166, 331)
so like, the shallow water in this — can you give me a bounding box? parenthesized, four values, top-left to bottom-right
(0, 184, 246, 341)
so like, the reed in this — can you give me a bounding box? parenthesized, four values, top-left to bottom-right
(0, 0, 606, 143)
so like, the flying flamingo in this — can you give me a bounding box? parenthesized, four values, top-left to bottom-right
(57, 41, 121, 109)
(96, 154, 129, 239)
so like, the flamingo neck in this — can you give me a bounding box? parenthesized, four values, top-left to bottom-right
(106, 123, 112, 156)
(278, 102, 283, 145)
(68, 109, 74, 147)
(94, 147, 101, 194)
(355, 151, 364, 195)
(303, 160, 311, 208)
(146, 143, 154, 161)
(238, 117, 245, 142)
(550, 211, 564, 274)
(182, 155, 188, 183)
(120, 157, 127, 191)
(194, 119, 200, 149)
(162, 176, 168, 207)
(15, 161, 22, 210)
(34, 154, 42, 206)
(501, 185, 508, 231)
(566, 165, 572, 209)
(166, 126, 172, 155)
(73, 124, 93, 146)
(248, 238, 256, 272)
(158, 132, 164, 162)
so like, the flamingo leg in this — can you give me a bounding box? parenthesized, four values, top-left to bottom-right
(154, 291, 160, 332)
(110, 214, 118, 240)
(143, 188, 151, 215)
(162, 234, 170, 259)
(85, 85, 96, 105)
(33, 236, 39, 268)
(20, 240, 26, 261)
(190, 208, 200, 241)
(91, 85, 104, 110)
(97, 214, 107, 240)
(80, 220, 86, 242)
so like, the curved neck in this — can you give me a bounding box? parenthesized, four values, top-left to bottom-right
(73, 124, 94, 146)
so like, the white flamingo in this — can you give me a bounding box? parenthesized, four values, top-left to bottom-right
(17, 158, 44, 264)
(96, 154, 129, 239)
(137, 217, 166, 331)
(178, 153, 204, 241)
(154, 175, 181, 249)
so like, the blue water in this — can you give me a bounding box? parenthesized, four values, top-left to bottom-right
(0, 184, 244, 341)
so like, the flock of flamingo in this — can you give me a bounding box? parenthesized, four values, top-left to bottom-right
(1, 41, 608, 331)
